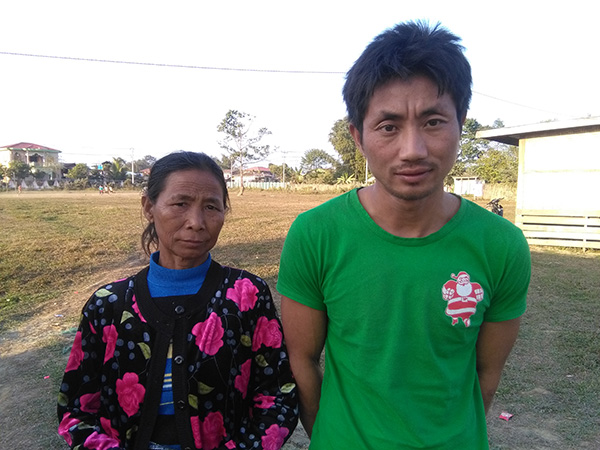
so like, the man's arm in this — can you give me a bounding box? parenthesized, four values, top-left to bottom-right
(476, 317, 521, 413)
(281, 296, 327, 437)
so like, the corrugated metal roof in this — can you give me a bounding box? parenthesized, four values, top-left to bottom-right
(476, 117, 600, 146)
(0, 142, 61, 153)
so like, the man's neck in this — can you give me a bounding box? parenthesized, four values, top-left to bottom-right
(357, 184, 461, 238)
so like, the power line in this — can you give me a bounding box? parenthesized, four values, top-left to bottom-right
(472, 90, 573, 118)
(0, 51, 345, 75)
(1, 50, 579, 118)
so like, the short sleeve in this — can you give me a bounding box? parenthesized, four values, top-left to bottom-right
(484, 227, 531, 322)
(277, 212, 327, 311)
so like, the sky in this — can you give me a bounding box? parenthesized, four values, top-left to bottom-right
(1, 1, 598, 169)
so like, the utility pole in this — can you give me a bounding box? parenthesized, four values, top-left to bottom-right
(130, 148, 135, 184)
(280, 147, 287, 185)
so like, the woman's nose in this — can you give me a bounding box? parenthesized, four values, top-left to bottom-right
(187, 208, 206, 230)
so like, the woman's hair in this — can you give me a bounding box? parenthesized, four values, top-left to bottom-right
(343, 20, 472, 134)
(141, 151, 229, 256)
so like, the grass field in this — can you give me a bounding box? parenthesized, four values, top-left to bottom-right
(0, 189, 598, 449)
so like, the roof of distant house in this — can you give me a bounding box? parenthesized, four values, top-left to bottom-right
(476, 117, 600, 146)
(0, 142, 61, 153)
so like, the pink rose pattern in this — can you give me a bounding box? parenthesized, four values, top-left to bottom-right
(226, 278, 259, 311)
(191, 412, 227, 450)
(116, 372, 145, 417)
(254, 394, 276, 409)
(80, 391, 101, 413)
(58, 272, 297, 449)
(262, 424, 290, 450)
(102, 324, 118, 363)
(192, 312, 225, 355)
(58, 413, 79, 446)
(131, 293, 147, 323)
(100, 417, 120, 441)
(65, 330, 84, 372)
(191, 416, 203, 449)
(252, 316, 283, 351)
(84, 431, 121, 450)
(234, 359, 252, 398)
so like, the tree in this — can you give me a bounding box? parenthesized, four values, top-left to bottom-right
(268, 163, 294, 183)
(134, 155, 157, 171)
(446, 118, 493, 185)
(217, 110, 271, 195)
(329, 118, 366, 181)
(109, 157, 128, 181)
(213, 154, 234, 173)
(67, 163, 90, 180)
(474, 146, 518, 183)
(6, 160, 31, 183)
(300, 149, 336, 173)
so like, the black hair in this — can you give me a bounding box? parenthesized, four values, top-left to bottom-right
(141, 151, 229, 256)
(343, 20, 472, 134)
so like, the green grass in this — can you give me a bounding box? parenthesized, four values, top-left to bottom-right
(0, 189, 598, 449)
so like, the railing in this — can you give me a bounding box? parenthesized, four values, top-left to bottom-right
(226, 181, 287, 190)
(516, 209, 600, 250)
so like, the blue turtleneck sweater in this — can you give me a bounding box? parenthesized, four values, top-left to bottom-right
(147, 252, 211, 420)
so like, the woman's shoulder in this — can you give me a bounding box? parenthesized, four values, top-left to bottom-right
(216, 263, 270, 291)
(82, 272, 140, 312)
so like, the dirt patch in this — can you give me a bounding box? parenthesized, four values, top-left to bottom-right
(0, 261, 146, 449)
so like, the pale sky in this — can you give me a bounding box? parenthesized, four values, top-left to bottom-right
(1, 0, 598, 168)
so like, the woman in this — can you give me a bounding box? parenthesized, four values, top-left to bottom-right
(58, 152, 298, 450)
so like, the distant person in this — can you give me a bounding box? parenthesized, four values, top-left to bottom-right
(17, 184, 22, 194)
(277, 21, 531, 449)
(58, 151, 298, 450)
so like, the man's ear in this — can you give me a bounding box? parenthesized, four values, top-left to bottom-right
(141, 195, 153, 222)
(349, 123, 365, 156)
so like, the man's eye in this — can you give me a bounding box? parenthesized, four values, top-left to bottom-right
(381, 124, 395, 132)
(427, 119, 442, 127)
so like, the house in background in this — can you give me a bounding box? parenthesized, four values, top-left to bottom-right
(227, 166, 276, 184)
(0, 142, 62, 180)
(453, 176, 484, 198)
(477, 117, 600, 250)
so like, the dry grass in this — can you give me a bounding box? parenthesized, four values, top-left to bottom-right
(0, 189, 598, 449)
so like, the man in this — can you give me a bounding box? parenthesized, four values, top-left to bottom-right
(277, 21, 530, 449)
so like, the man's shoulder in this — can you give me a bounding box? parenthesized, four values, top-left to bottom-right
(296, 189, 356, 222)
(460, 198, 529, 248)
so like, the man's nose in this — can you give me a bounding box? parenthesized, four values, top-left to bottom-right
(398, 128, 427, 160)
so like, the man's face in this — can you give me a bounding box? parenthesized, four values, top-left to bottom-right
(350, 75, 462, 203)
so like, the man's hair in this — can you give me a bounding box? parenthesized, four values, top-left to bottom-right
(141, 151, 229, 256)
(342, 20, 472, 133)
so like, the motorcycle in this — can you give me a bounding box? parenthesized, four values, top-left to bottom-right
(486, 198, 504, 217)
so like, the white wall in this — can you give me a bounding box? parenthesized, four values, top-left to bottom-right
(518, 132, 600, 211)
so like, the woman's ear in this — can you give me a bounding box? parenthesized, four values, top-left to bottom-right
(141, 195, 153, 222)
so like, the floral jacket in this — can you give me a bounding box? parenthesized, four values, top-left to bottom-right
(58, 262, 298, 450)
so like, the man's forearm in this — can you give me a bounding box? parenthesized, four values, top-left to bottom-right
(296, 360, 323, 437)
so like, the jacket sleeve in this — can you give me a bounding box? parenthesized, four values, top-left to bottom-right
(57, 291, 124, 450)
(235, 277, 299, 449)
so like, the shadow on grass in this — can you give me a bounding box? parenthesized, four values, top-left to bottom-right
(487, 249, 600, 449)
(0, 336, 70, 449)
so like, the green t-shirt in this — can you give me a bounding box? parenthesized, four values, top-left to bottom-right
(277, 189, 530, 449)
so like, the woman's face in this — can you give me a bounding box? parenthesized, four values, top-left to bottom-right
(142, 169, 226, 270)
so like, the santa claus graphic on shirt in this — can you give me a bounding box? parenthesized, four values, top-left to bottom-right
(441, 271, 484, 327)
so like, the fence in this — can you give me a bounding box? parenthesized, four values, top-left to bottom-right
(516, 210, 600, 250)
